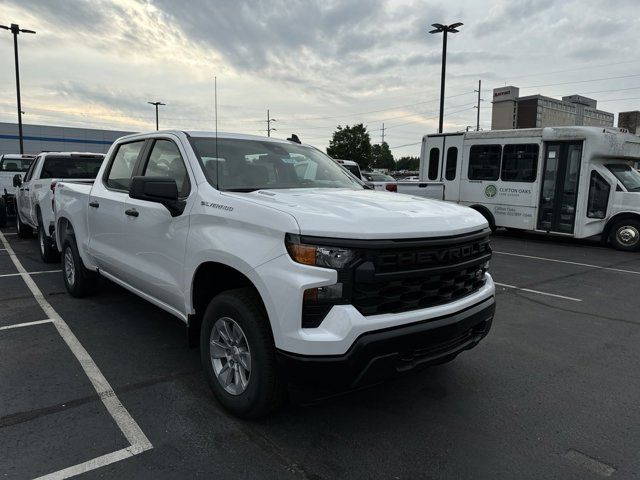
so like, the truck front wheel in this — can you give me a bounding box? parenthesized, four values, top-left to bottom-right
(200, 288, 285, 418)
(62, 238, 96, 297)
(609, 219, 640, 252)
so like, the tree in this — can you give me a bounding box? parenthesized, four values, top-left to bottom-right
(370, 142, 395, 171)
(326, 124, 372, 170)
(396, 156, 420, 171)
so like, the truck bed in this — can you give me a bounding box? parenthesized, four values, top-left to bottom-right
(396, 181, 444, 200)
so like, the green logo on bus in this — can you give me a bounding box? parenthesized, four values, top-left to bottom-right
(485, 184, 497, 198)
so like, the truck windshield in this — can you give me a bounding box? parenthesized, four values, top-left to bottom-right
(606, 163, 640, 192)
(190, 138, 363, 192)
(40, 155, 104, 179)
(0, 157, 33, 172)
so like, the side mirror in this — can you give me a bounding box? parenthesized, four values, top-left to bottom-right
(13, 174, 22, 188)
(129, 176, 185, 217)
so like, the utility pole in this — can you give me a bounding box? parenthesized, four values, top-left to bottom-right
(1, 23, 36, 154)
(429, 22, 463, 134)
(474, 79, 483, 131)
(381, 123, 386, 144)
(147, 101, 165, 130)
(266, 109, 276, 137)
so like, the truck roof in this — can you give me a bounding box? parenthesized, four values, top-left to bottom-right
(115, 130, 303, 146)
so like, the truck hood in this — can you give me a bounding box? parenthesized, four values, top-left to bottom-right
(223, 188, 487, 239)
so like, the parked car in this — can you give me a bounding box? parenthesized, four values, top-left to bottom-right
(55, 131, 495, 418)
(0, 154, 35, 227)
(362, 172, 398, 192)
(334, 158, 363, 179)
(14, 151, 104, 261)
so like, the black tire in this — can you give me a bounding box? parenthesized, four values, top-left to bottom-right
(200, 287, 285, 419)
(61, 237, 96, 297)
(608, 219, 640, 252)
(38, 214, 59, 263)
(16, 211, 33, 239)
(0, 199, 7, 228)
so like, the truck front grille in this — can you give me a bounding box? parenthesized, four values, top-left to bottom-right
(352, 262, 487, 316)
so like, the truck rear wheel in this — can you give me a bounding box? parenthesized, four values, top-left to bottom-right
(16, 212, 32, 238)
(62, 237, 96, 297)
(200, 288, 285, 418)
(38, 216, 59, 263)
(609, 219, 640, 252)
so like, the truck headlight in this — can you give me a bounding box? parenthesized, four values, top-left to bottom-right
(285, 234, 355, 269)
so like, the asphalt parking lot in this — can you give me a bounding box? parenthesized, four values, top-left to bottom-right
(1, 226, 639, 480)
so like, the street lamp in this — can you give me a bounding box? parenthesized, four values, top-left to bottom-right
(147, 101, 166, 130)
(429, 22, 462, 134)
(0, 23, 36, 154)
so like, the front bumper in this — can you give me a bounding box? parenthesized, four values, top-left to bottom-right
(276, 296, 494, 390)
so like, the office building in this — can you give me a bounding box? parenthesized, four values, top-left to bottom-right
(618, 111, 640, 135)
(491, 87, 614, 130)
(0, 122, 133, 155)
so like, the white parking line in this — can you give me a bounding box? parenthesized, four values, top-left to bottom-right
(0, 270, 61, 278)
(0, 319, 54, 330)
(495, 282, 582, 302)
(494, 251, 640, 276)
(0, 232, 152, 478)
(34, 445, 145, 480)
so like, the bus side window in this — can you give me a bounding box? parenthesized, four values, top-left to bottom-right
(445, 147, 458, 181)
(587, 170, 610, 219)
(428, 148, 440, 181)
(501, 144, 539, 182)
(468, 145, 501, 181)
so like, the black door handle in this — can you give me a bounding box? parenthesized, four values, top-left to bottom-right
(89, 201, 99, 208)
(125, 208, 139, 217)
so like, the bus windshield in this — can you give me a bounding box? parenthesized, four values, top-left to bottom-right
(606, 163, 640, 192)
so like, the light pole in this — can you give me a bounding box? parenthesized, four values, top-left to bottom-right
(429, 22, 462, 134)
(1, 23, 36, 154)
(147, 101, 165, 130)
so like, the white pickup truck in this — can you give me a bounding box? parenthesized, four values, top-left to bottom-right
(14, 152, 104, 262)
(0, 154, 35, 227)
(54, 131, 495, 418)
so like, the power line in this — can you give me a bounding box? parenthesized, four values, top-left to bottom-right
(517, 73, 640, 90)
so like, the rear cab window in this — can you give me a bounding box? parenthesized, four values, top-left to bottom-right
(40, 154, 104, 179)
(0, 157, 34, 172)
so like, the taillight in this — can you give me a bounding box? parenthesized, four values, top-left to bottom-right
(385, 183, 397, 192)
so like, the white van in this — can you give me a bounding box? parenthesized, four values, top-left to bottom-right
(419, 126, 640, 251)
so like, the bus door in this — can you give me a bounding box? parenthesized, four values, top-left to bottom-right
(440, 134, 464, 201)
(537, 141, 582, 234)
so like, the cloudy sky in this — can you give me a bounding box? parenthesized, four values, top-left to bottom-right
(1, 0, 639, 157)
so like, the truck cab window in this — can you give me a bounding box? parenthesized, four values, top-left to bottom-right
(587, 170, 610, 219)
(468, 145, 501, 180)
(144, 140, 191, 197)
(427, 148, 440, 181)
(501, 144, 538, 182)
(445, 147, 458, 181)
(105, 141, 145, 191)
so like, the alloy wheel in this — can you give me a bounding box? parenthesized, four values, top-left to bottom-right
(210, 317, 252, 395)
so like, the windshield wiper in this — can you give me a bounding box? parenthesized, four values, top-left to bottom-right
(224, 188, 259, 192)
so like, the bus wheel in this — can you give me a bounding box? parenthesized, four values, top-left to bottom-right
(609, 219, 640, 252)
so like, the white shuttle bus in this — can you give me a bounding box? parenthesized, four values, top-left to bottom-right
(418, 126, 640, 251)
